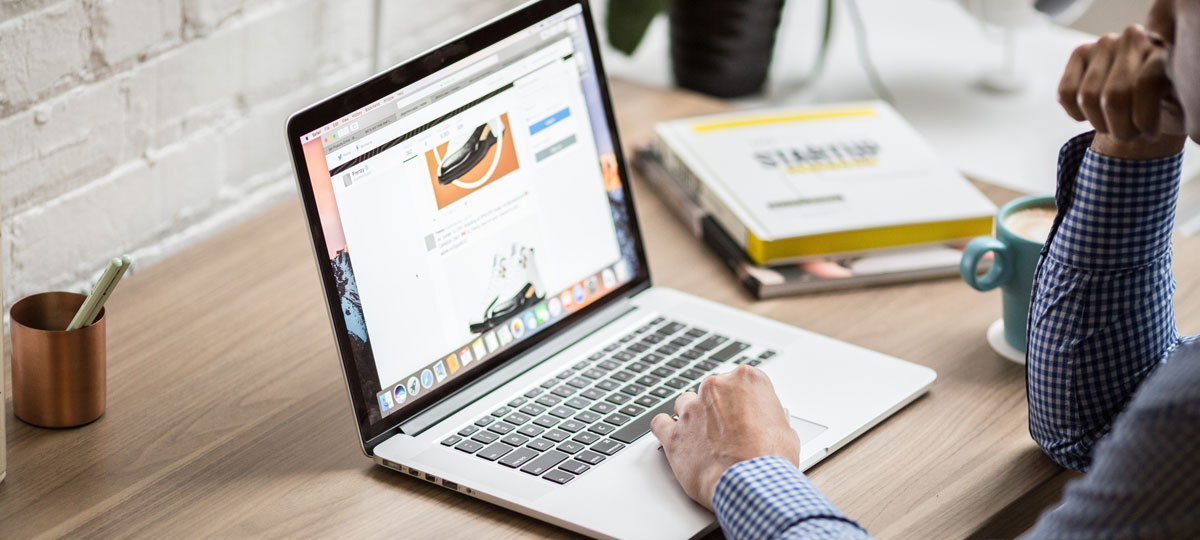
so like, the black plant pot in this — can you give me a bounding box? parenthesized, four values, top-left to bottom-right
(669, 0, 785, 98)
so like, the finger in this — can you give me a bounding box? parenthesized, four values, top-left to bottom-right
(674, 391, 699, 418)
(1102, 27, 1151, 141)
(1059, 44, 1092, 121)
(650, 413, 675, 442)
(1132, 47, 1171, 138)
(1079, 34, 1119, 133)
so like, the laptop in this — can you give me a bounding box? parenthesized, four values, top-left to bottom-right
(285, 1, 936, 538)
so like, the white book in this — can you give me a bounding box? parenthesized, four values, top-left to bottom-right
(654, 102, 997, 265)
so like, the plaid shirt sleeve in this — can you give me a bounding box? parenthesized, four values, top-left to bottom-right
(1026, 131, 1185, 472)
(712, 456, 870, 540)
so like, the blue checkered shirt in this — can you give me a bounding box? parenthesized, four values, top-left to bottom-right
(711, 132, 1200, 539)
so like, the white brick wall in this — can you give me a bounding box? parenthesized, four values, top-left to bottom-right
(0, 0, 523, 308)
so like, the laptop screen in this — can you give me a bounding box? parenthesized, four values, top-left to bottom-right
(293, 2, 644, 428)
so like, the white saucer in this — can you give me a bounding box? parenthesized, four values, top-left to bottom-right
(987, 319, 1026, 365)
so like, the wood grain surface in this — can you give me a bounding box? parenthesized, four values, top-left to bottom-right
(3, 79, 1197, 539)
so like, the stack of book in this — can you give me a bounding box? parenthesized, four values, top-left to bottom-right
(636, 101, 996, 299)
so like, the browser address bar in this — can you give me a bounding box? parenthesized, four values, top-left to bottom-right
(392, 54, 501, 112)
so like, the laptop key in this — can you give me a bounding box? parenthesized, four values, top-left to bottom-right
(441, 435, 462, 446)
(614, 351, 635, 361)
(657, 345, 679, 356)
(620, 384, 646, 396)
(573, 361, 590, 370)
(565, 397, 590, 409)
(603, 343, 621, 352)
(636, 375, 661, 387)
(664, 378, 688, 389)
(575, 450, 605, 465)
(643, 353, 666, 365)
(580, 388, 605, 400)
(666, 358, 689, 369)
(521, 450, 570, 475)
(696, 335, 728, 351)
(605, 393, 631, 405)
(651, 317, 665, 324)
(650, 387, 675, 399)
(619, 405, 645, 417)
(474, 416, 495, 427)
(598, 360, 620, 371)
(627, 342, 649, 353)
(557, 441, 585, 454)
(540, 379, 559, 389)
(572, 431, 601, 445)
(626, 362, 649, 373)
(759, 350, 777, 359)
(589, 402, 616, 414)
(610, 400, 676, 444)
(507, 397, 527, 408)
(591, 439, 626, 456)
(455, 440, 485, 454)
(505, 413, 531, 425)
(520, 404, 547, 416)
(551, 385, 577, 398)
(635, 395, 660, 408)
(517, 425, 545, 438)
(487, 422, 515, 435)
(582, 368, 606, 380)
(543, 429, 570, 442)
(458, 425, 479, 437)
(542, 469, 575, 485)
(557, 370, 574, 380)
(524, 388, 543, 398)
(527, 438, 555, 452)
(596, 379, 621, 391)
(685, 328, 707, 338)
(567, 377, 590, 389)
(650, 367, 674, 378)
(589, 352, 605, 360)
(533, 415, 559, 428)
(558, 420, 586, 433)
(588, 423, 615, 435)
(477, 442, 515, 461)
(604, 413, 631, 426)
(682, 349, 704, 360)
(549, 406, 575, 418)
(472, 431, 500, 444)
(680, 369, 705, 381)
(642, 333, 664, 344)
(619, 333, 636, 343)
(498, 447, 539, 468)
(559, 460, 591, 475)
(574, 411, 601, 423)
(670, 337, 692, 348)
(696, 360, 719, 371)
(535, 395, 562, 407)
(710, 342, 750, 362)
(501, 433, 530, 447)
(611, 371, 635, 382)
(656, 322, 686, 335)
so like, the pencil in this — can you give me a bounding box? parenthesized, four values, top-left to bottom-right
(67, 258, 124, 331)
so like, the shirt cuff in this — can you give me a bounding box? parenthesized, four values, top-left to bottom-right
(1046, 132, 1183, 270)
(712, 456, 865, 540)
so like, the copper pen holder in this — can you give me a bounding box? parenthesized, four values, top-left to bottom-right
(10, 292, 106, 428)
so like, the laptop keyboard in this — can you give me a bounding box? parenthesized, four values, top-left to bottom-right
(439, 316, 777, 486)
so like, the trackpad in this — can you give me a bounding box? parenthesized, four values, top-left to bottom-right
(789, 415, 827, 446)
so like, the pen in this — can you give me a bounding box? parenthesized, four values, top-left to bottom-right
(66, 256, 131, 331)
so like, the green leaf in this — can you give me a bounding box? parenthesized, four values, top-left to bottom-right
(606, 0, 671, 56)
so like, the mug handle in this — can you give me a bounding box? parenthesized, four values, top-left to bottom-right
(960, 236, 1011, 291)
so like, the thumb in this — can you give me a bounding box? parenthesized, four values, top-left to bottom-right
(650, 413, 675, 445)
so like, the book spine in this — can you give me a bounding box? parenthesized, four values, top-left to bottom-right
(653, 132, 752, 252)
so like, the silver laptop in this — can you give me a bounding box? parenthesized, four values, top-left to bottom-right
(286, 1, 936, 538)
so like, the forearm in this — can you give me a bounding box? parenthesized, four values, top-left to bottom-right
(1026, 132, 1183, 471)
(713, 457, 870, 540)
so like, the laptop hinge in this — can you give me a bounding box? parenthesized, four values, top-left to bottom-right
(396, 289, 646, 437)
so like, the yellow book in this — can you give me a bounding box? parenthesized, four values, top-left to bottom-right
(654, 102, 996, 265)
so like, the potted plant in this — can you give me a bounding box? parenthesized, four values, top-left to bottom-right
(606, 0, 834, 98)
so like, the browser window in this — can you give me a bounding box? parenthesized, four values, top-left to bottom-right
(298, 5, 641, 420)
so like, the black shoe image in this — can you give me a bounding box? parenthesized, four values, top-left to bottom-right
(469, 282, 542, 334)
(438, 122, 498, 185)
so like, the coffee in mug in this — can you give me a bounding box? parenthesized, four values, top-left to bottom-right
(1002, 207, 1056, 244)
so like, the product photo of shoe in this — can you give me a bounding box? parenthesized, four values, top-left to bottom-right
(438, 117, 505, 185)
(469, 243, 545, 334)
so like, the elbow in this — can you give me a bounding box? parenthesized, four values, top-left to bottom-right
(1029, 423, 1093, 472)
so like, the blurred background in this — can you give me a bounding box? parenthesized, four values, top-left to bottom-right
(0, 0, 1158, 310)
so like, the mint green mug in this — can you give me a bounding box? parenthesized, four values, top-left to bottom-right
(960, 195, 1056, 353)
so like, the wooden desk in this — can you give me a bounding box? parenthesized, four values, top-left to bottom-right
(3, 80, 1197, 539)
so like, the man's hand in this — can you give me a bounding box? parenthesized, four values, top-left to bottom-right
(650, 365, 801, 510)
(1059, 24, 1187, 160)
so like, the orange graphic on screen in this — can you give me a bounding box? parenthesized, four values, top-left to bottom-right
(425, 113, 520, 209)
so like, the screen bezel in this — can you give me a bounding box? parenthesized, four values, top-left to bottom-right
(285, 0, 650, 452)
